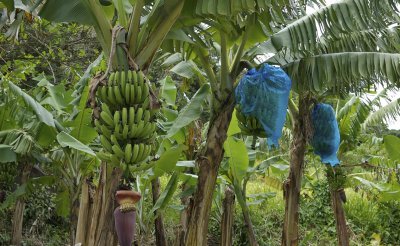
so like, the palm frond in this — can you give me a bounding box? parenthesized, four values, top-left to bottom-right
(362, 97, 400, 130)
(192, 0, 298, 18)
(283, 52, 400, 93)
(267, 27, 400, 65)
(318, 27, 400, 54)
(255, 0, 400, 57)
(337, 96, 359, 121)
(339, 99, 370, 142)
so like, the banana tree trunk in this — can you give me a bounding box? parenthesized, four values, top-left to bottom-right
(176, 175, 190, 246)
(330, 188, 349, 246)
(241, 203, 258, 246)
(87, 162, 122, 246)
(11, 164, 31, 246)
(282, 97, 311, 246)
(185, 96, 235, 245)
(220, 186, 235, 246)
(234, 181, 258, 246)
(151, 178, 168, 246)
(75, 180, 92, 245)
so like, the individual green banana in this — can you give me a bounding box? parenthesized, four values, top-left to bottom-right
(122, 108, 128, 125)
(135, 121, 145, 137)
(100, 111, 114, 128)
(94, 119, 102, 133)
(127, 70, 132, 84)
(102, 104, 112, 117)
(113, 86, 124, 105)
(135, 86, 142, 104)
(128, 124, 138, 138)
(124, 143, 132, 163)
(112, 144, 125, 158)
(142, 83, 149, 102)
(135, 108, 143, 123)
(114, 123, 123, 140)
(132, 144, 139, 163)
(114, 71, 120, 86)
(107, 72, 115, 86)
(142, 97, 150, 109)
(139, 121, 152, 138)
(101, 86, 111, 104)
(100, 124, 112, 139)
(138, 70, 145, 88)
(137, 143, 145, 162)
(110, 134, 119, 146)
(131, 82, 139, 103)
(120, 71, 126, 95)
(143, 144, 151, 161)
(122, 124, 129, 139)
(100, 135, 113, 153)
(114, 110, 120, 126)
(129, 84, 137, 104)
(125, 83, 131, 105)
(129, 107, 135, 126)
(107, 86, 117, 106)
(143, 110, 151, 123)
(132, 70, 138, 85)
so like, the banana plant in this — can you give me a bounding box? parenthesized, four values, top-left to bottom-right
(247, 0, 400, 244)
(0, 80, 57, 246)
(0, 54, 102, 245)
(1, 1, 189, 244)
(159, 1, 307, 242)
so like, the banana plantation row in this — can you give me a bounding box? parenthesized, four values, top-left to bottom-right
(0, 0, 400, 245)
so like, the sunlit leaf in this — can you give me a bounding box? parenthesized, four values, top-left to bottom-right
(56, 131, 95, 156)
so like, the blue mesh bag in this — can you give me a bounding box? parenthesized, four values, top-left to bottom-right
(235, 64, 292, 147)
(311, 103, 340, 166)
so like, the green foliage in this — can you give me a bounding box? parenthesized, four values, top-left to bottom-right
(383, 135, 400, 162)
(0, 144, 16, 163)
(224, 136, 249, 182)
(344, 191, 380, 241)
(165, 83, 210, 138)
(56, 131, 96, 156)
(300, 178, 336, 239)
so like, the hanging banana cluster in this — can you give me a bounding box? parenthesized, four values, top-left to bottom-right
(235, 108, 266, 138)
(95, 70, 157, 166)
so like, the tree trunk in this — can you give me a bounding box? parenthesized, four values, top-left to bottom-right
(151, 178, 168, 246)
(175, 178, 190, 246)
(75, 180, 92, 245)
(70, 186, 81, 245)
(11, 164, 31, 246)
(330, 188, 349, 246)
(233, 181, 258, 246)
(220, 187, 235, 246)
(185, 96, 235, 245)
(87, 162, 122, 246)
(242, 204, 258, 246)
(282, 97, 311, 246)
(176, 122, 200, 246)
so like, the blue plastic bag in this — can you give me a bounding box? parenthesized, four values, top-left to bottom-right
(311, 103, 340, 166)
(235, 64, 292, 147)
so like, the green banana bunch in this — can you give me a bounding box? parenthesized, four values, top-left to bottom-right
(235, 108, 266, 138)
(95, 70, 159, 167)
